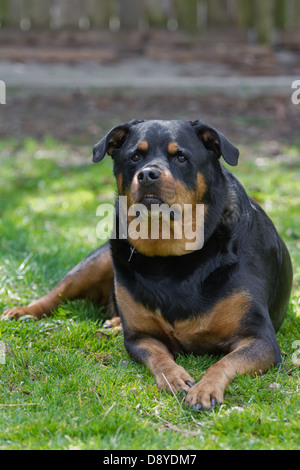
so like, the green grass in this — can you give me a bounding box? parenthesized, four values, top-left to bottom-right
(0, 138, 299, 450)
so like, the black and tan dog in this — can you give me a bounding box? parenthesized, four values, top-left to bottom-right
(2, 119, 293, 410)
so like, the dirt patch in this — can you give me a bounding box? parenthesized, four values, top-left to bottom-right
(1, 90, 299, 149)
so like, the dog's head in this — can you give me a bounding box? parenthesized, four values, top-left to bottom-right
(93, 120, 239, 256)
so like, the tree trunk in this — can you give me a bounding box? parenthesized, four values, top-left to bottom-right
(253, 0, 274, 44)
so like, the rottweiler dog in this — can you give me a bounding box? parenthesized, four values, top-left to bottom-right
(2, 119, 293, 410)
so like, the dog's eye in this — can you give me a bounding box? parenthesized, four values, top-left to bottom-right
(177, 154, 187, 163)
(131, 154, 141, 163)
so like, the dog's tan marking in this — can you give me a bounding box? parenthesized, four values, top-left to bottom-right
(168, 142, 179, 155)
(138, 140, 149, 152)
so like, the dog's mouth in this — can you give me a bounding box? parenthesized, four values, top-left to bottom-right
(141, 195, 164, 208)
(137, 195, 180, 221)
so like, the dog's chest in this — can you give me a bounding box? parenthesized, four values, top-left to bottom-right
(115, 280, 250, 355)
(144, 308, 219, 354)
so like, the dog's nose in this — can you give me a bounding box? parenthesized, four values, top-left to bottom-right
(137, 167, 161, 187)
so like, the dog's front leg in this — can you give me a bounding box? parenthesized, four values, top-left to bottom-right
(186, 335, 281, 411)
(125, 334, 195, 395)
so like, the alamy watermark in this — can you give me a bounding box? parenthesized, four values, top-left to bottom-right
(0, 341, 5, 364)
(96, 197, 204, 251)
(0, 80, 6, 104)
(291, 80, 300, 105)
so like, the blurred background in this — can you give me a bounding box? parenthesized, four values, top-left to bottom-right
(0, 0, 300, 144)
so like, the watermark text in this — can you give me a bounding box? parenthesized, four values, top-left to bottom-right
(291, 80, 300, 105)
(96, 197, 204, 251)
(0, 80, 6, 104)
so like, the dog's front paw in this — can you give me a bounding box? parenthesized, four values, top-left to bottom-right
(1, 306, 38, 321)
(186, 376, 224, 411)
(156, 365, 195, 396)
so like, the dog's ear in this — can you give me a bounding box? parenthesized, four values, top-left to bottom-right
(93, 120, 143, 163)
(191, 120, 239, 166)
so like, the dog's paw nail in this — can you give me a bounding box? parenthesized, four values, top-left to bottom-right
(211, 398, 217, 408)
(192, 403, 203, 411)
(186, 381, 195, 388)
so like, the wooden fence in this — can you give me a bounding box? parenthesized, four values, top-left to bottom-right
(0, 0, 300, 43)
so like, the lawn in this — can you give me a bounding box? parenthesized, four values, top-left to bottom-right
(0, 136, 299, 450)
